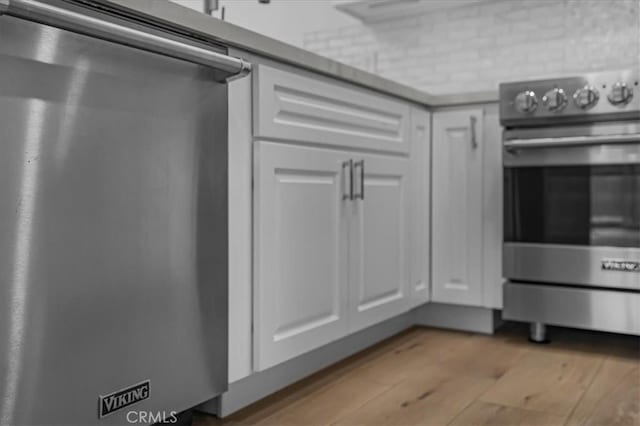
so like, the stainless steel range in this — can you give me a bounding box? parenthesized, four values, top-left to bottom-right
(500, 70, 640, 342)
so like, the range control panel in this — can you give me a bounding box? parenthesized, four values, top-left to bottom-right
(500, 70, 640, 127)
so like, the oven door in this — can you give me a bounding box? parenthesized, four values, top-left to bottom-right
(503, 122, 640, 290)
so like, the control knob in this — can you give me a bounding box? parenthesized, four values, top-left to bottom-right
(573, 86, 599, 109)
(542, 88, 568, 112)
(608, 82, 633, 106)
(514, 90, 538, 113)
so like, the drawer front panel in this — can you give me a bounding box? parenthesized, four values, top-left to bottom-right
(254, 65, 410, 154)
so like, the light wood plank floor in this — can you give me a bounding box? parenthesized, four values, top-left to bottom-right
(194, 324, 640, 426)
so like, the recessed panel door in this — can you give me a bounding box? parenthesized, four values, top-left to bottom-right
(349, 155, 410, 332)
(432, 109, 484, 306)
(253, 142, 349, 370)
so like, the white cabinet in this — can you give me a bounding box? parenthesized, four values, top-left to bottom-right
(349, 154, 410, 332)
(253, 143, 415, 369)
(253, 142, 350, 371)
(432, 109, 484, 306)
(431, 106, 503, 309)
(248, 65, 430, 371)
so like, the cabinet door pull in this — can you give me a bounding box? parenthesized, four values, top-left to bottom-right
(342, 159, 353, 200)
(470, 115, 478, 149)
(354, 159, 365, 200)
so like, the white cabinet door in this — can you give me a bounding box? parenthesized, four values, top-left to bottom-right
(432, 109, 484, 306)
(254, 142, 349, 371)
(408, 108, 430, 308)
(349, 154, 410, 332)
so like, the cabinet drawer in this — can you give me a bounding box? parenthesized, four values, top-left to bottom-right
(254, 65, 411, 154)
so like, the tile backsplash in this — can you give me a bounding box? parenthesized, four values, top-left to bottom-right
(304, 0, 640, 95)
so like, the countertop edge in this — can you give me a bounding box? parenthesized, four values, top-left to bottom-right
(102, 0, 498, 107)
(428, 91, 500, 107)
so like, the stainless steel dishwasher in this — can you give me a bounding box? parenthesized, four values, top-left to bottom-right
(0, 1, 250, 424)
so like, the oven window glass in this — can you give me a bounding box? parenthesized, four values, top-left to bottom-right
(505, 165, 640, 247)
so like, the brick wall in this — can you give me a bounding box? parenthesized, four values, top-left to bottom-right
(303, 0, 640, 95)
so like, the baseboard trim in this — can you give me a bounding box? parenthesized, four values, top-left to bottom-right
(414, 302, 499, 334)
(200, 303, 501, 417)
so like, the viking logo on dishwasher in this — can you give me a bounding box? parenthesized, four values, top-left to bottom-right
(99, 380, 150, 418)
(601, 259, 640, 273)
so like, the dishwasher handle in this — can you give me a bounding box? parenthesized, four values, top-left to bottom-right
(0, 0, 251, 81)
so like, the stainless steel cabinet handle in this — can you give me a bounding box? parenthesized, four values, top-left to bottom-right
(342, 160, 353, 201)
(470, 116, 478, 149)
(360, 160, 364, 200)
(353, 160, 364, 200)
(0, 0, 251, 81)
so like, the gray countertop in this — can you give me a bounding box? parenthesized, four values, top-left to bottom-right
(104, 0, 497, 107)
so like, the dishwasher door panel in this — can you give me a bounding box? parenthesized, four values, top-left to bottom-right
(0, 16, 228, 425)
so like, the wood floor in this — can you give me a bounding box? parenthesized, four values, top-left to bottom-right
(194, 324, 640, 426)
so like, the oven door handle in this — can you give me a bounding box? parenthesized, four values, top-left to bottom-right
(504, 133, 640, 150)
